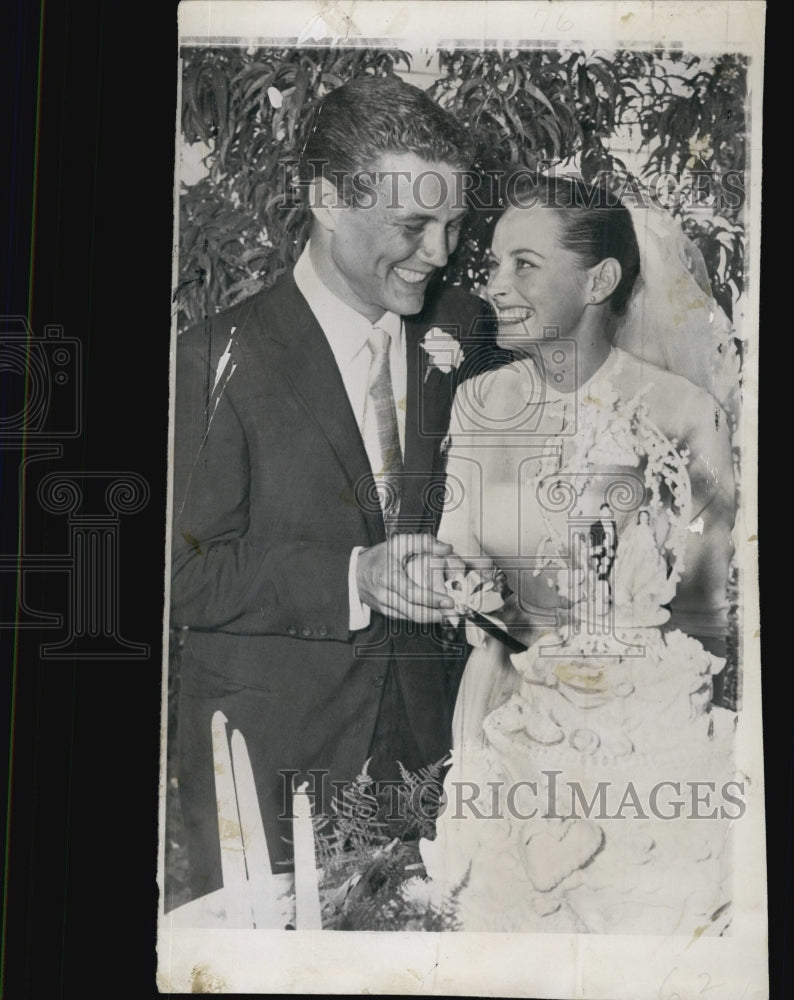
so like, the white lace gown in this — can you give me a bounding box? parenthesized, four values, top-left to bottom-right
(438, 347, 735, 746)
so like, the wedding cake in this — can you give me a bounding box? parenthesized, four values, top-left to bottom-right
(419, 604, 741, 935)
(416, 353, 741, 934)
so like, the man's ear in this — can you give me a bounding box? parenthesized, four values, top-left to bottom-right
(587, 258, 622, 304)
(308, 177, 341, 232)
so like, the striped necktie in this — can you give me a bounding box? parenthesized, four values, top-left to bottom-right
(367, 327, 403, 535)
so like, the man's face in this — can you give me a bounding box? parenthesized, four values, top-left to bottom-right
(321, 152, 468, 321)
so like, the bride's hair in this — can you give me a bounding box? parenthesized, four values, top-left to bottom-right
(500, 171, 641, 316)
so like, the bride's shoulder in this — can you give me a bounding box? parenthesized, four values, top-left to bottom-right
(452, 359, 536, 427)
(613, 348, 726, 431)
(615, 348, 718, 402)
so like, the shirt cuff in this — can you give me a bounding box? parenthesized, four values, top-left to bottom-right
(348, 546, 371, 631)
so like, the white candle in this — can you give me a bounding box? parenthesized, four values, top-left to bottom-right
(230, 729, 272, 880)
(230, 727, 277, 921)
(210, 710, 246, 887)
(292, 781, 322, 930)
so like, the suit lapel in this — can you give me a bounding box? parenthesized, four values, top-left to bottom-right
(259, 275, 386, 546)
(401, 316, 455, 529)
(251, 272, 458, 540)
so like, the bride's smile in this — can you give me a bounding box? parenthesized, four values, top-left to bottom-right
(486, 204, 613, 355)
(491, 304, 534, 325)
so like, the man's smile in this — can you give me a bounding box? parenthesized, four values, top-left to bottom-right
(393, 265, 433, 285)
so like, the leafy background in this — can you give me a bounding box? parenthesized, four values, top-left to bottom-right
(176, 45, 747, 332)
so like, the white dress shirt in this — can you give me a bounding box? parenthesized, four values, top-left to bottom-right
(294, 244, 407, 630)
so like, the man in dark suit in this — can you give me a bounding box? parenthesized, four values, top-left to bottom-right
(170, 75, 490, 900)
(589, 502, 618, 612)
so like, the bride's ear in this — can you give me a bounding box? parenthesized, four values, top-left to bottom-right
(587, 258, 622, 305)
(307, 177, 341, 232)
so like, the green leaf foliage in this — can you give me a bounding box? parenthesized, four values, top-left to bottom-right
(302, 756, 460, 930)
(177, 46, 747, 330)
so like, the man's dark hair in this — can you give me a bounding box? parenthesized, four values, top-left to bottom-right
(501, 171, 641, 317)
(298, 74, 475, 204)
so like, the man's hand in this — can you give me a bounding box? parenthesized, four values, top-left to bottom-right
(356, 533, 463, 624)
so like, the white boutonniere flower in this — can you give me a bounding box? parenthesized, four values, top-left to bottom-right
(420, 327, 464, 382)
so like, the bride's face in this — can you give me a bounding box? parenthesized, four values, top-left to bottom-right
(486, 206, 592, 353)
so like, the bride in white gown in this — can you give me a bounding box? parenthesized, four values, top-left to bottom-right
(611, 508, 677, 622)
(438, 173, 736, 746)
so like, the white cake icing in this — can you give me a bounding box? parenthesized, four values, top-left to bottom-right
(420, 625, 739, 934)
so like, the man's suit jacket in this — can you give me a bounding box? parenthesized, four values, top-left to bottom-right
(171, 269, 489, 856)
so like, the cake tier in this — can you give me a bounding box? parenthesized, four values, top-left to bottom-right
(420, 627, 738, 934)
(498, 626, 726, 766)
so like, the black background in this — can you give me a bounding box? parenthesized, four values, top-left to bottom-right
(0, 1, 785, 997)
(2, 0, 175, 994)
